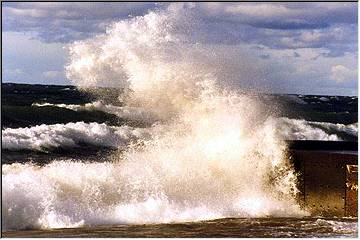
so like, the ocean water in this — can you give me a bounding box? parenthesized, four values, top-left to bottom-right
(2, 5, 358, 237)
(2, 84, 358, 237)
(3, 218, 358, 238)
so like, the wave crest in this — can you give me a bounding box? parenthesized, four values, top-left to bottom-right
(3, 122, 149, 151)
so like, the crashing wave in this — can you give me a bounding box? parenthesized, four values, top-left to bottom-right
(2, 4, 333, 231)
(3, 118, 356, 153)
(2, 122, 150, 151)
(274, 118, 358, 141)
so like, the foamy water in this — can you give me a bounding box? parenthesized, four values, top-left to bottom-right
(3, 122, 150, 151)
(2, 4, 348, 231)
(2, 116, 356, 152)
(274, 118, 357, 141)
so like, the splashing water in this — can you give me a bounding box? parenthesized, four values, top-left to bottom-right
(3, 5, 308, 230)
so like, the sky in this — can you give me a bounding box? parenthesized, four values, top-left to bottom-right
(2, 2, 358, 95)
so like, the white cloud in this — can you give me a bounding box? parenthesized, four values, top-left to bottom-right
(42, 70, 63, 79)
(330, 65, 357, 83)
(196, 2, 357, 28)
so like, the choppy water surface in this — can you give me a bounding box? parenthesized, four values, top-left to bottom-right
(3, 217, 358, 238)
(2, 3, 358, 238)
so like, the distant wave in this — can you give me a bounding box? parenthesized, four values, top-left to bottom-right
(274, 118, 357, 141)
(32, 101, 157, 124)
(283, 95, 307, 105)
(3, 118, 357, 152)
(3, 122, 150, 152)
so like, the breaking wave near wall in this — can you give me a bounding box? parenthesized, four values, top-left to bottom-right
(3, 118, 357, 152)
(3, 5, 309, 230)
(2, 122, 150, 151)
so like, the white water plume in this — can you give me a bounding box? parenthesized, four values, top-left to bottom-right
(3, 4, 308, 230)
(65, 4, 267, 119)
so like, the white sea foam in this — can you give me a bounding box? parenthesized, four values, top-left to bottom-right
(2, 149, 305, 230)
(273, 118, 357, 141)
(2, 122, 150, 151)
(31, 102, 359, 142)
(3, 117, 356, 153)
(3, 4, 339, 230)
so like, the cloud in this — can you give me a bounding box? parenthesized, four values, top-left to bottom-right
(42, 70, 64, 79)
(3, 2, 357, 43)
(2, 32, 70, 85)
(196, 2, 357, 29)
(2, 2, 357, 57)
(189, 3, 357, 57)
(2, 2, 358, 95)
(330, 65, 357, 83)
(259, 54, 270, 60)
(275, 26, 357, 53)
(3, 2, 159, 42)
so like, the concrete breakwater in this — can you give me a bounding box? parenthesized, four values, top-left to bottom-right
(288, 140, 358, 217)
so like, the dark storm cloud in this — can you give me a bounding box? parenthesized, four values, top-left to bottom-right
(197, 2, 357, 57)
(2, 2, 159, 42)
(259, 54, 270, 60)
(196, 2, 357, 29)
(2, 2, 357, 58)
(196, 19, 356, 57)
(2, 2, 358, 95)
(3, 2, 357, 45)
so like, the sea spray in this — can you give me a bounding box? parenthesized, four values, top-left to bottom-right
(65, 5, 267, 119)
(3, 4, 308, 230)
